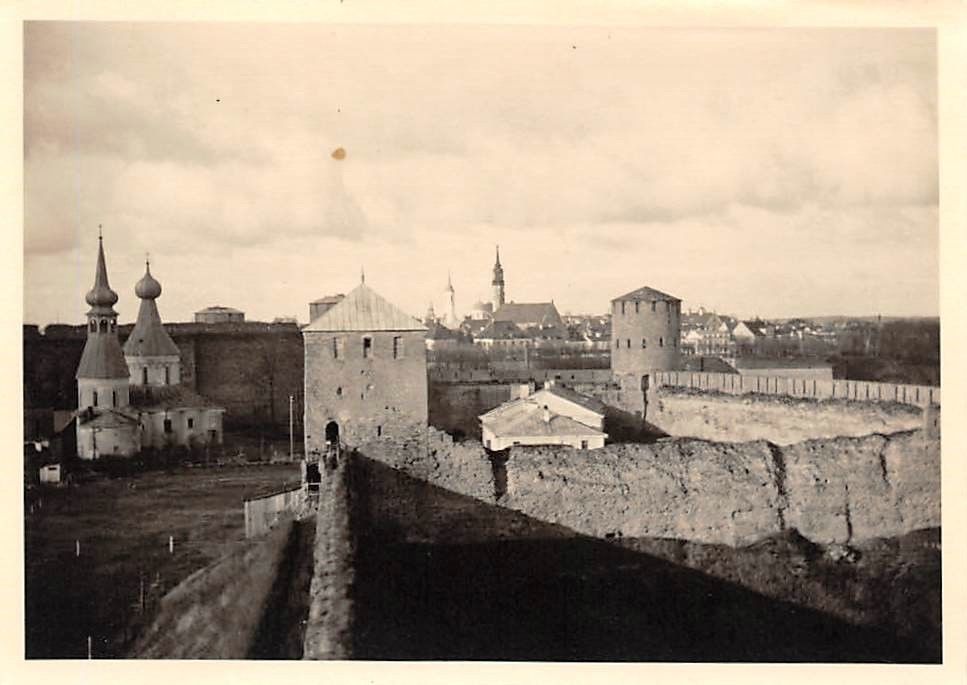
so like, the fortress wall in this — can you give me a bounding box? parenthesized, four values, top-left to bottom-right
(650, 389, 923, 445)
(500, 430, 939, 547)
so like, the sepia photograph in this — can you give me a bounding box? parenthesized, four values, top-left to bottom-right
(14, 6, 961, 678)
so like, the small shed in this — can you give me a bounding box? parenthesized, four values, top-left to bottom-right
(39, 463, 62, 485)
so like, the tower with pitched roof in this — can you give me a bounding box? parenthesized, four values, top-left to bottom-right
(75, 233, 140, 458)
(303, 276, 428, 451)
(123, 258, 182, 387)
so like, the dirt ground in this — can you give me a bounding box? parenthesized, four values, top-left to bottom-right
(23, 463, 300, 658)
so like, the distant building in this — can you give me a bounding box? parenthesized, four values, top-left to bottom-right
(732, 357, 834, 380)
(610, 286, 682, 382)
(479, 381, 607, 450)
(468, 301, 494, 320)
(302, 277, 428, 450)
(194, 305, 245, 324)
(491, 246, 505, 311)
(493, 301, 566, 341)
(473, 319, 532, 348)
(732, 320, 768, 347)
(308, 294, 345, 323)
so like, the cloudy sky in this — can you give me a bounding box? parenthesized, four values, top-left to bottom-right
(23, 23, 937, 325)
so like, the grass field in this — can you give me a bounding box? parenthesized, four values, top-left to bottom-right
(24, 463, 300, 658)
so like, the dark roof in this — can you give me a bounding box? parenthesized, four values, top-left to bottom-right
(738, 320, 767, 337)
(76, 335, 131, 380)
(680, 356, 739, 374)
(425, 321, 460, 341)
(303, 283, 425, 332)
(612, 286, 681, 303)
(129, 384, 224, 411)
(476, 320, 529, 340)
(123, 298, 180, 357)
(493, 302, 563, 326)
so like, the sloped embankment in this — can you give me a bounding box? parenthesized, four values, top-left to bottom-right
(503, 430, 938, 546)
(132, 516, 311, 658)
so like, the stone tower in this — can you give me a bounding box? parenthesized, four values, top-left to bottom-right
(610, 285, 682, 381)
(302, 278, 428, 452)
(491, 245, 505, 311)
(76, 233, 132, 413)
(123, 258, 181, 387)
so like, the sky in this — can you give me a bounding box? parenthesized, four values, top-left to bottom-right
(23, 23, 938, 325)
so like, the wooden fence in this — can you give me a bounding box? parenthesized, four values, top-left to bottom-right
(243, 487, 306, 538)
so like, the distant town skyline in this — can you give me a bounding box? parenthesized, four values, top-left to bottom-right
(24, 23, 938, 325)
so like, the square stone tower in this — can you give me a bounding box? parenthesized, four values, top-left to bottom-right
(302, 280, 428, 454)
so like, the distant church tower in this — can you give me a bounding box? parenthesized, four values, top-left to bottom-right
(123, 258, 181, 387)
(445, 271, 457, 327)
(491, 246, 505, 312)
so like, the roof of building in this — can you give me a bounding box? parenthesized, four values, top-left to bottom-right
(129, 384, 224, 411)
(303, 282, 426, 332)
(680, 356, 739, 374)
(737, 320, 768, 337)
(310, 294, 345, 305)
(426, 321, 461, 341)
(493, 302, 563, 326)
(537, 385, 607, 414)
(85, 236, 119, 312)
(78, 408, 140, 428)
(196, 306, 244, 314)
(124, 262, 180, 358)
(612, 286, 681, 303)
(475, 319, 529, 340)
(470, 301, 494, 313)
(481, 402, 606, 439)
(76, 334, 131, 379)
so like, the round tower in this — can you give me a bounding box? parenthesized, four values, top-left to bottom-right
(491, 245, 505, 311)
(76, 233, 132, 412)
(123, 258, 182, 386)
(610, 286, 681, 379)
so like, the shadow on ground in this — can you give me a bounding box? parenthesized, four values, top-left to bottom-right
(350, 454, 936, 662)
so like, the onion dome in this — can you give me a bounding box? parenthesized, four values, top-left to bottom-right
(85, 235, 119, 309)
(135, 260, 162, 299)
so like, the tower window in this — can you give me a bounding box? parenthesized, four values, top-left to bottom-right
(89, 321, 96, 333)
(142, 367, 149, 385)
(99, 319, 107, 333)
(659, 337, 664, 347)
(377, 425, 382, 437)
(621, 302, 626, 315)
(332, 337, 340, 359)
(641, 338, 647, 348)
(163, 418, 172, 433)
(112, 390, 117, 407)
(362, 336, 373, 359)
(651, 301, 656, 312)
(336, 386, 343, 397)
(187, 417, 194, 429)
(626, 339, 631, 349)
(635, 301, 639, 314)
(615, 339, 620, 349)
(393, 336, 403, 359)
(92, 391, 98, 407)
(164, 366, 170, 385)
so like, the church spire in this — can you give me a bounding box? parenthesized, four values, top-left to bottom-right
(85, 229, 119, 312)
(124, 256, 180, 383)
(76, 231, 130, 381)
(491, 245, 505, 311)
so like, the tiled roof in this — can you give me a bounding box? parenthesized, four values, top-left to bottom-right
(613, 286, 681, 302)
(482, 402, 606, 438)
(76, 335, 132, 380)
(123, 299, 180, 357)
(129, 384, 224, 411)
(493, 302, 563, 326)
(303, 283, 426, 332)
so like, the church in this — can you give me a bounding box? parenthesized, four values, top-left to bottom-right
(74, 235, 224, 459)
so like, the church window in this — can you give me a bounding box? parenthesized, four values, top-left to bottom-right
(142, 367, 149, 385)
(393, 336, 403, 359)
(362, 336, 373, 359)
(164, 366, 170, 385)
(187, 418, 194, 429)
(92, 391, 98, 407)
(164, 418, 173, 433)
(89, 320, 96, 333)
(99, 319, 107, 333)
(111, 320, 116, 332)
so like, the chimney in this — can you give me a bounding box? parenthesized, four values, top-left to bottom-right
(543, 405, 551, 423)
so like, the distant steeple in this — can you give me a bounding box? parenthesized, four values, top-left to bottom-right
(446, 270, 457, 327)
(85, 230, 119, 313)
(124, 257, 180, 366)
(76, 230, 130, 382)
(491, 245, 505, 311)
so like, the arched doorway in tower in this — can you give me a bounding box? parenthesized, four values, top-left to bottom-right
(325, 421, 340, 447)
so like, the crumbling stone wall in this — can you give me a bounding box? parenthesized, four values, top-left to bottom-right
(501, 430, 939, 547)
(650, 389, 923, 445)
(356, 427, 495, 503)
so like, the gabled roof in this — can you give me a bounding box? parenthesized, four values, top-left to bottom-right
(493, 302, 563, 326)
(537, 386, 607, 414)
(737, 320, 767, 337)
(76, 335, 131, 380)
(426, 321, 460, 341)
(303, 283, 426, 332)
(482, 402, 606, 439)
(129, 384, 224, 411)
(475, 319, 528, 340)
(612, 286, 681, 303)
